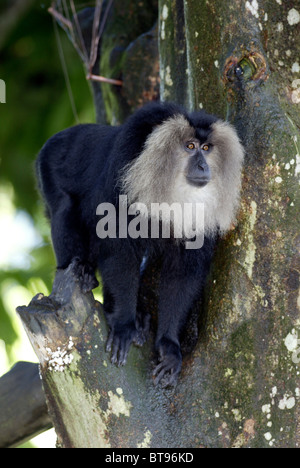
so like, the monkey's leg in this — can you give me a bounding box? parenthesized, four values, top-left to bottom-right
(50, 193, 99, 292)
(99, 244, 146, 366)
(134, 254, 153, 345)
(153, 247, 206, 387)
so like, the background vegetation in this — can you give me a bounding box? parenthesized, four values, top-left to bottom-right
(0, 0, 95, 446)
(1, 0, 299, 449)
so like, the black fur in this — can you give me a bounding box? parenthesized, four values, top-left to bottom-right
(36, 102, 217, 386)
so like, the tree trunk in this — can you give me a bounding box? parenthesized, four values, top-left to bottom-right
(98, 0, 159, 122)
(15, 0, 300, 448)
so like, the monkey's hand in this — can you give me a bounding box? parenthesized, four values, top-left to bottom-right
(153, 338, 182, 387)
(70, 257, 99, 293)
(106, 320, 140, 366)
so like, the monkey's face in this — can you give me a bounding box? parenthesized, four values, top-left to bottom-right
(121, 112, 244, 236)
(184, 140, 212, 188)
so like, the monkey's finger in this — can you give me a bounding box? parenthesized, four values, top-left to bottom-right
(133, 330, 147, 347)
(118, 340, 131, 366)
(154, 359, 175, 374)
(153, 361, 165, 375)
(154, 369, 168, 386)
(111, 337, 120, 365)
(153, 362, 169, 385)
(161, 371, 179, 388)
(136, 312, 151, 334)
(106, 330, 114, 352)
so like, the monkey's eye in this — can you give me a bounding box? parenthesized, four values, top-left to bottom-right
(186, 142, 196, 150)
(201, 144, 210, 152)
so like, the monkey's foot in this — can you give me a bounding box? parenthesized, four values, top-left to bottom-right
(70, 258, 99, 293)
(153, 338, 182, 387)
(106, 321, 139, 366)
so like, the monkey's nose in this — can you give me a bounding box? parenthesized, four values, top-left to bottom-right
(198, 162, 209, 171)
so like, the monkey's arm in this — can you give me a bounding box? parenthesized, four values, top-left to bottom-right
(154, 238, 215, 386)
(49, 192, 99, 293)
(36, 124, 118, 292)
(99, 240, 148, 365)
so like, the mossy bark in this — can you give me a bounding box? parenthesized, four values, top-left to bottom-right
(158, 0, 300, 447)
(16, 0, 300, 448)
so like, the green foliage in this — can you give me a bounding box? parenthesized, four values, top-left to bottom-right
(0, 1, 95, 373)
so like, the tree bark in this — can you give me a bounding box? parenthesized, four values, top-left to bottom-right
(14, 0, 300, 448)
(162, 0, 300, 448)
(98, 0, 159, 123)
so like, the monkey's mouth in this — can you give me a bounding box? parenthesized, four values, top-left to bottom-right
(186, 176, 210, 188)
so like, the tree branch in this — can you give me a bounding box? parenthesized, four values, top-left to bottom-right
(0, 362, 52, 448)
